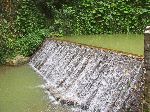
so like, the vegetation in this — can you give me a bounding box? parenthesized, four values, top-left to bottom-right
(0, 0, 149, 64)
(0, 0, 50, 64)
(52, 0, 150, 35)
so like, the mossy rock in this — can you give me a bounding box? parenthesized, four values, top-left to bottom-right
(6, 55, 29, 66)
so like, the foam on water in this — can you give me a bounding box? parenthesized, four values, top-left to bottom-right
(29, 39, 144, 112)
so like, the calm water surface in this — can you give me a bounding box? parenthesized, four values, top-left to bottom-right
(0, 65, 69, 112)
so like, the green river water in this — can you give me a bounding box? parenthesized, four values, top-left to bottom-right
(0, 65, 69, 112)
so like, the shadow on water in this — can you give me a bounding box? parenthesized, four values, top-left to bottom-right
(0, 65, 70, 112)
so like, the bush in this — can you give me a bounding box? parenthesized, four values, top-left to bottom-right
(0, 0, 50, 64)
(13, 29, 50, 56)
(0, 18, 15, 64)
(51, 0, 150, 34)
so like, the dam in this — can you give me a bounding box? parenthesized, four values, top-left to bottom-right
(29, 39, 144, 112)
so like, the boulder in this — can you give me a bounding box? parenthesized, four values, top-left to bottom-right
(6, 55, 29, 66)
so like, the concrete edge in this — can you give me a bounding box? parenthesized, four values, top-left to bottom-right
(46, 38, 144, 61)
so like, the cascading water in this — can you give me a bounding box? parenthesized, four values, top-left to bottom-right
(29, 39, 144, 112)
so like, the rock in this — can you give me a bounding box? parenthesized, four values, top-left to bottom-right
(60, 100, 66, 105)
(80, 104, 89, 110)
(67, 100, 75, 106)
(56, 97, 60, 101)
(6, 55, 29, 66)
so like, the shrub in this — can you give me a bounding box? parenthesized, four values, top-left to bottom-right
(51, 0, 150, 34)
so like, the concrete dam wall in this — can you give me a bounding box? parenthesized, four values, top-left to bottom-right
(29, 39, 144, 112)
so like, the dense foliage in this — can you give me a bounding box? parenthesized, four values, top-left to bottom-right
(52, 0, 150, 34)
(0, 0, 149, 64)
(0, 0, 49, 64)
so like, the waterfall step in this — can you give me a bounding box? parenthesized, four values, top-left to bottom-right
(29, 39, 144, 112)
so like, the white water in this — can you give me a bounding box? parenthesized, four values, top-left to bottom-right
(29, 40, 144, 112)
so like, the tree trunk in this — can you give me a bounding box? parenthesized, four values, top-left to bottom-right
(1, 0, 14, 21)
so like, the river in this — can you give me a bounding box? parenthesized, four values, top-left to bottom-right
(0, 65, 69, 112)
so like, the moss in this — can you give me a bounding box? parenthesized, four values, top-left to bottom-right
(6, 55, 29, 66)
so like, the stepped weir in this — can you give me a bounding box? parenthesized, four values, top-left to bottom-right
(29, 39, 144, 112)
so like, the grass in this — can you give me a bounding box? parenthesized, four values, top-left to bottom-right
(55, 34, 144, 56)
